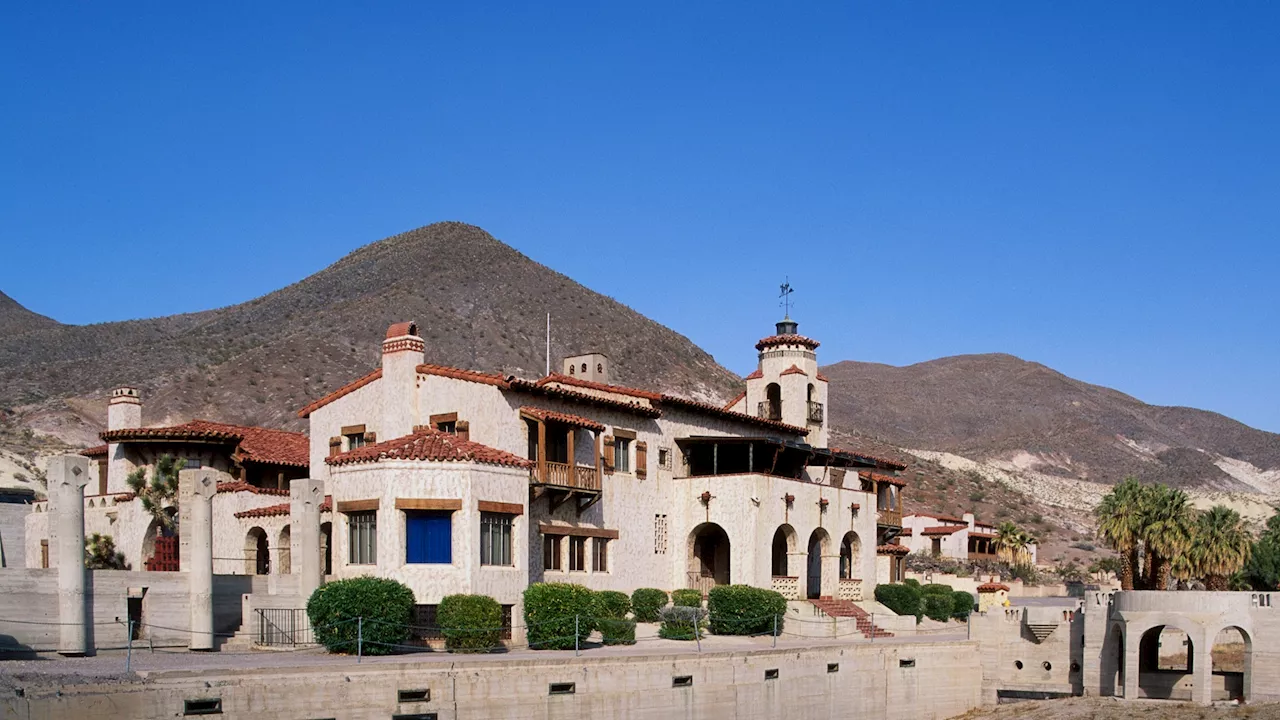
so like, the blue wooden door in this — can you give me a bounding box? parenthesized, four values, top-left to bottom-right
(406, 511, 452, 564)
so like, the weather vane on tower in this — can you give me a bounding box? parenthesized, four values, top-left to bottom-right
(779, 278, 794, 320)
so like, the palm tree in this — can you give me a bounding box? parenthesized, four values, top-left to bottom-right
(1188, 506, 1252, 591)
(1140, 484, 1195, 591)
(994, 522, 1023, 564)
(1095, 478, 1145, 590)
(126, 454, 183, 534)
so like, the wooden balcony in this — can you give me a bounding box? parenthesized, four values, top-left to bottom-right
(877, 508, 903, 527)
(757, 402, 781, 421)
(530, 461, 601, 515)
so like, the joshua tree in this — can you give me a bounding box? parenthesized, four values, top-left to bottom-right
(1095, 478, 1146, 590)
(126, 454, 183, 534)
(85, 533, 130, 570)
(1187, 505, 1252, 591)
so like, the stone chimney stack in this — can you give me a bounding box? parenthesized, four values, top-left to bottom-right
(107, 387, 141, 431)
(381, 322, 425, 441)
(963, 512, 976, 530)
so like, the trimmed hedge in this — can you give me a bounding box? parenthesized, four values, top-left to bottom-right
(951, 590, 975, 620)
(592, 590, 635, 645)
(672, 589, 703, 608)
(874, 582, 922, 621)
(902, 578, 921, 590)
(658, 605, 707, 640)
(438, 594, 503, 652)
(593, 590, 631, 619)
(921, 583, 954, 597)
(707, 585, 786, 636)
(631, 588, 668, 622)
(597, 617, 637, 645)
(922, 593, 952, 622)
(524, 583, 596, 650)
(306, 577, 414, 655)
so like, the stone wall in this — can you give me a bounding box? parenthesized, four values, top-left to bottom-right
(0, 640, 983, 720)
(0, 502, 28, 568)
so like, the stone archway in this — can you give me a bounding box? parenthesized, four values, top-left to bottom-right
(1211, 626, 1251, 702)
(245, 527, 270, 575)
(320, 521, 332, 576)
(771, 524, 797, 577)
(1100, 622, 1125, 696)
(806, 528, 831, 599)
(277, 525, 291, 575)
(688, 522, 731, 594)
(839, 531, 861, 580)
(1137, 624, 1195, 700)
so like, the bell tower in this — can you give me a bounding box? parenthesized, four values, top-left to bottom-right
(742, 283, 829, 446)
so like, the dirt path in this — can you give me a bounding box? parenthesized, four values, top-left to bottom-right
(950, 697, 1277, 720)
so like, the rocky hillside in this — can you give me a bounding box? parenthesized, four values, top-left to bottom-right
(820, 354, 1280, 493)
(0, 222, 740, 445)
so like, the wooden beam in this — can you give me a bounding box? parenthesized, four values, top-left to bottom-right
(537, 418, 547, 485)
(478, 500, 524, 516)
(538, 523, 619, 540)
(577, 493, 602, 515)
(549, 489, 574, 514)
(394, 498, 462, 511)
(336, 499, 380, 513)
(567, 424, 575, 471)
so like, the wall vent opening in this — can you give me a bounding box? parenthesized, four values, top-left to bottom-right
(899, 658, 916, 668)
(827, 663, 840, 673)
(398, 689, 430, 703)
(549, 682, 576, 696)
(183, 698, 223, 716)
(672, 675, 694, 688)
(764, 669, 779, 680)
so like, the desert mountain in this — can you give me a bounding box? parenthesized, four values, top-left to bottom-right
(821, 354, 1280, 493)
(0, 222, 740, 444)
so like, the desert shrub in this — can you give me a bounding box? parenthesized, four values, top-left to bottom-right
(707, 585, 786, 636)
(672, 588, 703, 608)
(84, 533, 129, 570)
(437, 594, 502, 652)
(523, 583, 596, 650)
(597, 617, 637, 645)
(874, 583, 922, 620)
(923, 593, 953, 622)
(658, 605, 707, 640)
(902, 578, 921, 590)
(631, 588, 668, 622)
(921, 583, 954, 597)
(593, 590, 631, 619)
(951, 590, 976, 620)
(307, 577, 415, 655)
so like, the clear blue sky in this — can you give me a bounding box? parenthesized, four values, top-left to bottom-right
(2, 3, 1277, 433)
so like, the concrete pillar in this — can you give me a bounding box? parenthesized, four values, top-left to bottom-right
(1123, 645, 1140, 699)
(181, 469, 217, 651)
(1193, 630, 1213, 705)
(290, 478, 326, 602)
(50, 455, 90, 656)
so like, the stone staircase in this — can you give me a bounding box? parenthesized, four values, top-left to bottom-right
(808, 597, 894, 639)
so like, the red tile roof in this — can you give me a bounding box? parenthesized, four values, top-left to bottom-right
(386, 322, 418, 339)
(815, 372, 829, 382)
(970, 532, 997, 540)
(862, 471, 907, 487)
(297, 368, 382, 418)
(101, 420, 309, 467)
(977, 582, 1010, 592)
(507, 377, 662, 418)
(744, 369, 763, 380)
(910, 512, 968, 524)
(535, 373, 663, 401)
(921, 525, 964, 536)
(831, 448, 908, 471)
(81, 445, 108, 457)
(756, 334, 820, 352)
(327, 427, 532, 469)
(659, 393, 808, 435)
(235, 502, 290, 519)
(723, 391, 746, 410)
(876, 544, 910, 555)
(418, 364, 509, 387)
(216, 481, 291, 496)
(519, 407, 606, 432)
(780, 364, 807, 377)
(898, 528, 912, 536)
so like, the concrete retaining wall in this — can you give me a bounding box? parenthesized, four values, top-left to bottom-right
(0, 640, 983, 720)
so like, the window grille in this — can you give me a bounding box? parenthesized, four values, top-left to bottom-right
(348, 511, 377, 565)
(480, 513, 513, 566)
(655, 514, 668, 554)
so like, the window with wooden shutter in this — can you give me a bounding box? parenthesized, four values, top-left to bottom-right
(363, 431, 377, 445)
(635, 441, 647, 478)
(328, 437, 342, 458)
(603, 436, 615, 472)
(456, 420, 470, 442)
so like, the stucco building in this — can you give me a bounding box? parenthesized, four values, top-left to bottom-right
(901, 512, 1036, 565)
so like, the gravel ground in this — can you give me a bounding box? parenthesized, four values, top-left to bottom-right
(949, 697, 1280, 720)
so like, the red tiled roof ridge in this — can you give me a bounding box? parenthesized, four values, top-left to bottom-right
(81, 444, 108, 457)
(536, 373, 663, 401)
(756, 334, 820, 351)
(876, 544, 910, 555)
(830, 448, 908, 471)
(234, 502, 290, 519)
(909, 512, 968, 524)
(659, 393, 809, 436)
(327, 427, 532, 469)
(862, 471, 907, 487)
(723, 391, 746, 410)
(418, 364, 509, 387)
(780, 364, 807, 377)
(921, 525, 964, 536)
(100, 420, 308, 467)
(519, 407, 606, 432)
(216, 481, 291, 496)
(977, 582, 1010, 592)
(298, 368, 382, 418)
(744, 369, 763, 380)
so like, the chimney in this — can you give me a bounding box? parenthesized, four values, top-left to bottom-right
(107, 387, 141, 431)
(963, 512, 975, 530)
(381, 322, 425, 440)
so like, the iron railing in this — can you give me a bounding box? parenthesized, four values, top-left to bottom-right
(256, 608, 315, 647)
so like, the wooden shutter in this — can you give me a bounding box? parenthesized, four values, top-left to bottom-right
(363, 431, 377, 444)
(328, 436, 342, 457)
(603, 436, 615, 473)
(636, 441, 647, 478)
(456, 420, 470, 442)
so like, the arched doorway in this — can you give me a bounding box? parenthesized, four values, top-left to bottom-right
(1212, 626, 1251, 702)
(1138, 625, 1194, 700)
(688, 523, 730, 595)
(141, 512, 180, 571)
(245, 527, 270, 575)
(277, 525, 292, 575)
(1101, 623, 1125, 696)
(764, 383, 782, 420)
(839, 531, 860, 580)
(320, 522, 332, 575)
(807, 528, 830, 599)
(771, 525, 796, 577)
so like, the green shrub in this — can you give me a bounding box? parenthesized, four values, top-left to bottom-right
(631, 588, 668, 622)
(306, 577, 415, 655)
(658, 606, 707, 640)
(921, 583, 953, 597)
(597, 617, 637, 645)
(672, 589, 703, 608)
(951, 590, 975, 620)
(923, 593, 952, 622)
(523, 583, 596, 650)
(874, 583, 922, 621)
(437, 594, 503, 652)
(902, 578, 921, 590)
(593, 590, 631, 619)
(707, 585, 786, 636)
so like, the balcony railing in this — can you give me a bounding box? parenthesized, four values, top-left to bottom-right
(533, 461, 600, 492)
(757, 402, 782, 421)
(877, 508, 903, 527)
(807, 401, 824, 424)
